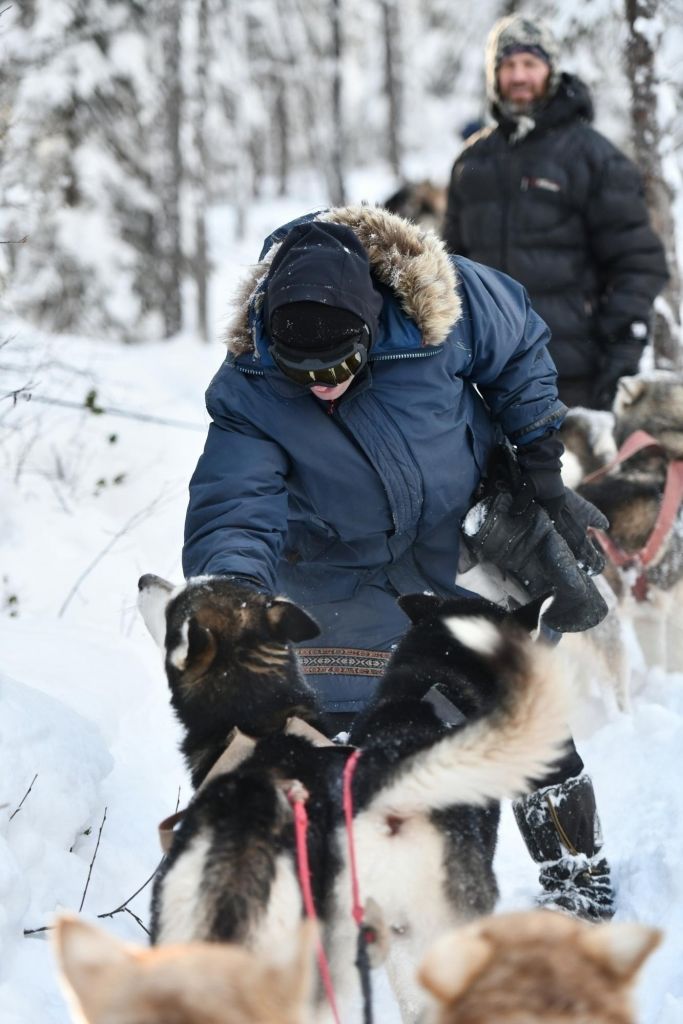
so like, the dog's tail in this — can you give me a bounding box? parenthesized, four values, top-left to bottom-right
(367, 610, 571, 817)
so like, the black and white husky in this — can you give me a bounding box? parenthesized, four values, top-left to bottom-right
(139, 577, 569, 1022)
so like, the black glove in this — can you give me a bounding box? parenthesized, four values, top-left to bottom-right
(594, 330, 646, 410)
(556, 488, 609, 576)
(511, 434, 608, 575)
(462, 490, 608, 633)
(511, 432, 566, 521)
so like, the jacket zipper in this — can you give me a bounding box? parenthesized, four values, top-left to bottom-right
(369, 349, 442, 362)
(236, 346, 443, 378)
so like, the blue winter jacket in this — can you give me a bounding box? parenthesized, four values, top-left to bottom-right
(184, 206, 565, 713)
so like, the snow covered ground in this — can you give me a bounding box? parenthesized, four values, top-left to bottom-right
(1, 182, 683, 1023)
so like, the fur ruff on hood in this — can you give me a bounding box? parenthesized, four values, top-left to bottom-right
(225, 204, 461, 355)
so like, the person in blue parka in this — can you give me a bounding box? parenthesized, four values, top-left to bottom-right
(183, 203, 613, 921)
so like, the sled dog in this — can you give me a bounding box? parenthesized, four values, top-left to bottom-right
(146, 583, 570, 1022)
(560, 372, 683, 686)
(53, 914, 314, 1024)
(558, 407, 617, 490)
(137, 574, 326, 787)
(383, 180, 447, 233)
(331, 592, 570, 1018)
(418, 909, 661, 1024)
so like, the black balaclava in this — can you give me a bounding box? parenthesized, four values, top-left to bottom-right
(269, 302, 366, 354)
(264, 222, 383, 361)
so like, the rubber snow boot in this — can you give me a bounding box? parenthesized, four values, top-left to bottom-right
(512, 773, 615, 922)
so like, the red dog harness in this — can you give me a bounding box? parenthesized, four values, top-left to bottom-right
(583, 429, 683, 601)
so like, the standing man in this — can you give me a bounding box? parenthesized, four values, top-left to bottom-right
(443, 15, 668, 410)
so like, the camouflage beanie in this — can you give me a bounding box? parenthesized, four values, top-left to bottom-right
(485, 15, 561, 108)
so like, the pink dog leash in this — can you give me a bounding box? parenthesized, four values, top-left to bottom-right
(288, 788, 342, 1024)
(289, 749, 377, 1024)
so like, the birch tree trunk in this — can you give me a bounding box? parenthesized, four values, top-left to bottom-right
(328, 0, 346, 205)
(624, 0, 682, 368)
(192, 0, 210, 342)
(274, 87, 290, 197)
(156, 0, 184, 338)
(381, 0, 403, 178)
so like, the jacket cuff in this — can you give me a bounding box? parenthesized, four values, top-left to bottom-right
(506, 403, 567, 444)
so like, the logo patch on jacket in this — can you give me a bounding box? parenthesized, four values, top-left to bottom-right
(521, 176, 561, 193)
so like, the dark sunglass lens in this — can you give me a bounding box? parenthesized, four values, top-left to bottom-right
(311, 354, 363, 385)
(313, 366, 341, 386)
(281, 366, 315, 386)
(274, 346, 365, 388)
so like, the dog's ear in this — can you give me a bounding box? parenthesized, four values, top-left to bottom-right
(614, 375, 646, 413)
(168, 616, 217, 676)
(511, 592, 555, 635)
(137, 574, 175, 649)
(53, 915, 135, 1013)
(398, 592, 442, 623)
(418, 929, 493, 1003)
(578, 922, 662, 980)
(266, 599, 320, 643)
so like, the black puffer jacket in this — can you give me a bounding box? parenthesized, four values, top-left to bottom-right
(444, 75, 668, 386)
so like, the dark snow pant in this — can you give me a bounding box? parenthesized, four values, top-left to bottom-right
(534, 738, 585, 788)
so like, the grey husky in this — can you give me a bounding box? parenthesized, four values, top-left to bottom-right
(559, 372, 683, 702)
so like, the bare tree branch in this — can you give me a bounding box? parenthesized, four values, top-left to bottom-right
(58, 492, 171, 618)
(98, 858, 163, 921)
(3, 392, 205, 430)
(1, 384, 33, 405)
(9, 774, 38, 820)
(122, 906, 150, 935)
(23, 925, 53, 937)
(79, 807, 107, 912)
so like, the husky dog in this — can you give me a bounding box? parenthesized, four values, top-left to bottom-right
(383, 180, 447, 233)
(561, 373, 683, 682)
(418, 910, 661, 1024)
(149, 587, 570, 1022)
(558, 407, 617, 490)
(53, 914, 314, 1024)
(137, 575, 325, 786)
(149, 742, 346, 956)
(330, 592, 570, 1018)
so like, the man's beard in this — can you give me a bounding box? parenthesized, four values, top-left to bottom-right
(505, 96, 535, 113)
(499, 93, 545, 119)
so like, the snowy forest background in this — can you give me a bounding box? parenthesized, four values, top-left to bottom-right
(2, 1, 683, 1023)
(2, 0, 682, 349)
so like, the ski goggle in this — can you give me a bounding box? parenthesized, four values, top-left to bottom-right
(269, 338, 368, 388)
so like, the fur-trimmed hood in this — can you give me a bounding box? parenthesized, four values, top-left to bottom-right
(485, 14, 561, 111)
(225, 205, 461, 356)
